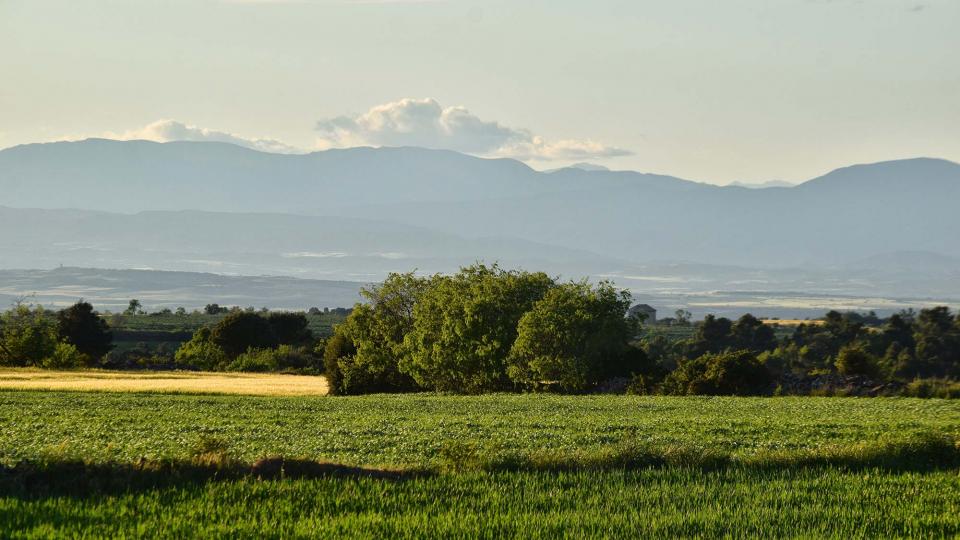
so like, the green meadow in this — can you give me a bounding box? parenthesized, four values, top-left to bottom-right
(1, 391, 958, 538)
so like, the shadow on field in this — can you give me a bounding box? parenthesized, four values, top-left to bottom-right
(0, 457, 428, 499)
(436, 430, 960, 474)
(2, 432, 957, 500)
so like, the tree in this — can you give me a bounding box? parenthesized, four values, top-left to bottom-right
(125, 299, 143, 316)
(204, 303, 228, 315)
(835, 345, 880, 379)
(507, 281, 635, 392)
(401, 265, 555, 393)
(210, 312, 277, 359)
(57, 301, 113, 361)
(325, 272, 428, 394)
(687, 315, 733, 356)
(730, 314, 777, 353)
(674, 309, 692, 326)
(0, 303, 59, 366)
(267, 312, 313, 346)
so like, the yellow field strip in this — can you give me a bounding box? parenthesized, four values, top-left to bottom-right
(761, 319, 824, 326)
(0, 368, 328, 396)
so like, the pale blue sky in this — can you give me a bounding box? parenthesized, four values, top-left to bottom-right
(1, 0, 958, 184)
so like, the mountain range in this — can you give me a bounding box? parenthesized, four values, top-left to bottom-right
(1, 139, 958, 304)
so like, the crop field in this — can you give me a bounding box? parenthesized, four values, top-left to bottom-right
(0, 368, 328, 396)
(1, 391, 958, 537)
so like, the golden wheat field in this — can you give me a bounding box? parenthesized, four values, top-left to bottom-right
(761, 319, 825, 326)
(0, 368, 328, 396)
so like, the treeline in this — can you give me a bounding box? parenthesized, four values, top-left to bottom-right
(0, 301, 342, 371)
(2, 265, 959, 398)
(637, 309, 960, 397)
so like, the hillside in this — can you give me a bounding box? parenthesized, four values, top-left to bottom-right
(1, 140, 958, 269)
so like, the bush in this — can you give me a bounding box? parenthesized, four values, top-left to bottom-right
(904, 378, 960, 399)
(174, 328, 228, 370)
(322, 330, 355, 395)
(662, 350, 771, 396)
(41, 342, 89, 369)
(226, 345, 314, 372)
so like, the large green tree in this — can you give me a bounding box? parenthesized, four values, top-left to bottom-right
(507, 281, 636, 392)
(401, 265, 555, 393)
(0, 304, 59, 367)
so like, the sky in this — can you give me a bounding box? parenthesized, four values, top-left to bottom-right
(1, 0, 958, 185)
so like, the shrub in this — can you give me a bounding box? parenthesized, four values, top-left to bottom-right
(662, 350, 771, 396)
(322, 330, 355, 395)
(41, 342, 90, 369)
(904, 378, 960, 399)
(226, 345, 314, 372)
(174, 328, 228, 370)
(226, 348, 277, 372)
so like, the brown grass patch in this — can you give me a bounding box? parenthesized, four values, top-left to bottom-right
(761, 319, 824, 326)
(0, 368, 328, 396)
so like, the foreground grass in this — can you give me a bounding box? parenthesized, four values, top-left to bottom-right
(2, 468, 957, 538)
(1, 390, 958, 537)
(0, 368, 328, 396)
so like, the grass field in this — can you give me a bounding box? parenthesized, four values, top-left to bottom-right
(0, 368, 328, 396)
(1, 390, 958, 537)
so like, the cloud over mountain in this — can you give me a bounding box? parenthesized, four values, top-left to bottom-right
(315, 98, 630, 161)
(111, 120, 303, 154)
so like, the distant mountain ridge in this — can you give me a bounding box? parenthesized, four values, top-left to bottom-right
(1, 140, 958, 269)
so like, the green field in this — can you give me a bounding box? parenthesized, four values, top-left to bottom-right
(104, 311, 348, 359)
(1, 391, 958, 537)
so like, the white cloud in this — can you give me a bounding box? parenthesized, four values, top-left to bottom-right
(315, 98, 631, 161)
(110, 120, 304, 154)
